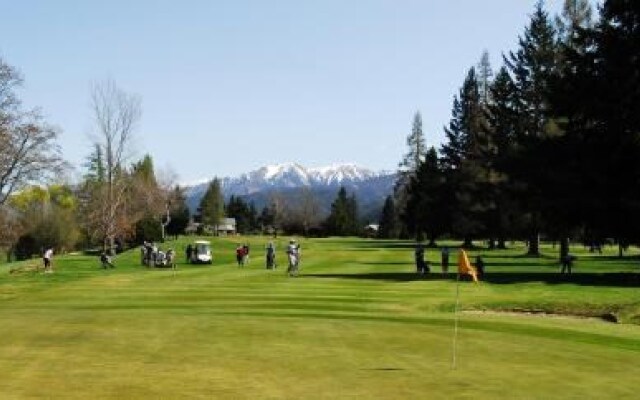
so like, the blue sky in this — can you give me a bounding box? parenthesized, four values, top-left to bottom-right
(0, 0, 567, 182)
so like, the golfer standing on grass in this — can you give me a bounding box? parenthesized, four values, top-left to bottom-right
(43, 247, 54, 273)
(287, 239, 300, 276)
(441, 247, 450, 276)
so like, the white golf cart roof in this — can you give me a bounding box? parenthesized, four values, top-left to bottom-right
(194, 240, 210, 244)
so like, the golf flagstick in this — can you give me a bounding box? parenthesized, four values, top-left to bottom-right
(452, 272, 461, 370)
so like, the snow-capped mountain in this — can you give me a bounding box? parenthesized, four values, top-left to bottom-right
(308, 163, 380, 185)
(188, 163, 389, 197)
(185, 163, 396, 217)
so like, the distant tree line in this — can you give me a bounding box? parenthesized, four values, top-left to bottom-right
(385, 0, 640, 260)
(202, 185, 359, 237)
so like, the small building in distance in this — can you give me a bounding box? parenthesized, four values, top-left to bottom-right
(363, 223, 379, 238)
(185, 217, 237, 236)
(216, 218, 237, 236)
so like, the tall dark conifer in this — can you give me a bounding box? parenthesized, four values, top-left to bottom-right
(477, 50, 493, 105)
(325, 187, 359, 236)
(405, 147, 446, 245)
(504, 1, 559, 255)
(199, 178, 225, 235)
(441, 68, 491, 247)
(166, 186, 190, 238)
(378, 195, 398, 239)
(486, 67, 523, 248)
(556, 0, 640, 255)
(394, 112, 426, 238)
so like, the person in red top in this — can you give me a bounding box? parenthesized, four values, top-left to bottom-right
(236, 245, 245, 266)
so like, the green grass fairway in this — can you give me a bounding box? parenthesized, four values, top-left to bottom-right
(1, 237, 639, 399)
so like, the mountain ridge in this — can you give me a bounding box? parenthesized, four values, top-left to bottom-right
(184, 163, 396, 220)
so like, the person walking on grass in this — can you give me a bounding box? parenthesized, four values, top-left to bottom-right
(560, 253, 575, 274)
(236, 244, 245, 266)
(186, 243, 193, 263)
(100, 251, 115, 269)
(43, 247, 54, 273)
(441, 246, 450, 276)
(287, 239, 300, 276)
(242, 244, 250, 265)
(266, 242, 276, 269)
(415, 243, 428, 275)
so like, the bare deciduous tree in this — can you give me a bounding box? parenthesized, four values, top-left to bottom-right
(85, 79, 142, 252)
(0, 58, 65, 206)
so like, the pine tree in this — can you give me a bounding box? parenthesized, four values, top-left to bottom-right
(557, 0, 640, 255)
(166, 186, 190, 239)
(394, 112, 427, 237)
(347, 194, 359, 236)
(440, 68, 491, 247)
(226, 195, 252, 234)
(542, 0, 597, 261)
(131, 154, 157, 187)
(199, 178, 224, 235)
(258, 205, 275, 231)
(504, 1, 559, 255)
(325, 187, 358, 236)
(84, 144, 105, 183)
(487, 67, 523, 248)
(555, 0, 593, 43)
(378, 196, 398, 239)
(405, 147, 447, 245)
(248, 202, 258, 232)
(399, 112, 426, 173)
(477, 50, 493, 105)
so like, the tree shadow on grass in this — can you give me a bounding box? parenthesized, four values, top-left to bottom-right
(304, 272, 640, 287)
(347, 243, 417, 250)
(304, 273, 455, 283)
(479, 253, 557, 260)
(483, 272, 640, 287)
(357, 262, 414, 266)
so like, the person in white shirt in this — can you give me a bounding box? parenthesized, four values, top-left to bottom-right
(43, 247, 54, 272)
(286, 239, 300, 276)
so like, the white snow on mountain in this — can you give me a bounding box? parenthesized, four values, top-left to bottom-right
(186, 163, 391, 197)
(184, 162, 396, 215)
(308, 163, 378, 185)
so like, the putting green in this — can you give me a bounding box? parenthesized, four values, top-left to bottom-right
(1, 237, 638, 399)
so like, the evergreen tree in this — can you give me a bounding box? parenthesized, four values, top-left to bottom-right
(440, 68, 491, 247)
(83, 144, 105, 183)
(486, 67, 523, 248)
(504, 1, 559, 255)
(325, 187, 359, 236)
(596, 0, 640, 252)
(477, 50, 493, 105)
(199, 178, 224, 235)
(258, 205, 275, 230)
(405, 147, 447, 245)
(131, 154, 157, 186)
(248, 202, 259, 231)
(554, 0, 640, 255)
(399, 111, 426, 173)
(378, 195, 398, 239)
(226, 195, 253, 234)
(166, 186, 190, 239)
(347, 194, 359, 235)
(394, 112, 427, 237)
(541, 0, 597, 261)
(555, 0, 593, 43)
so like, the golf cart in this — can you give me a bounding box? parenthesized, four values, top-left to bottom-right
(190, 240, 212, 264)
